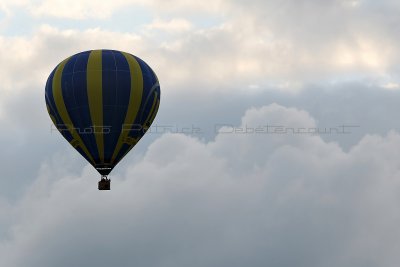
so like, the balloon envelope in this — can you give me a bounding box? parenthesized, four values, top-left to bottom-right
(45, 49, 160, 175)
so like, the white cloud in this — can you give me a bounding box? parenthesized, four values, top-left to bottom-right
(382, 82, 400, 90)
(145, 18, 193, 33)
(28, 0, 225, 19)
(2, 103, 400, 267)
(0, 25, 143, 94)
(29, 0, 144, 19)
(2, 0, 400, 96)
(0, 0, 28, 11)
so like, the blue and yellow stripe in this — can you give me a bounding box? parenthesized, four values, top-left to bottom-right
(44, 49, 161, 175)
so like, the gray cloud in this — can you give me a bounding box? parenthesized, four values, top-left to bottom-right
(1, 104, 400, 267)
(0, 1, 399, 266)
(2, 81, 400, 199)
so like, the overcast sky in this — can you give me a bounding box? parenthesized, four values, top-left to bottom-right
(1, 0, 400, 266)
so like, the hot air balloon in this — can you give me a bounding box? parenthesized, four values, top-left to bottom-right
(45, 49, 160, 190)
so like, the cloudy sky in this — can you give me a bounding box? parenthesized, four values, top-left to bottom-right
(1, 0, 400, 266)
